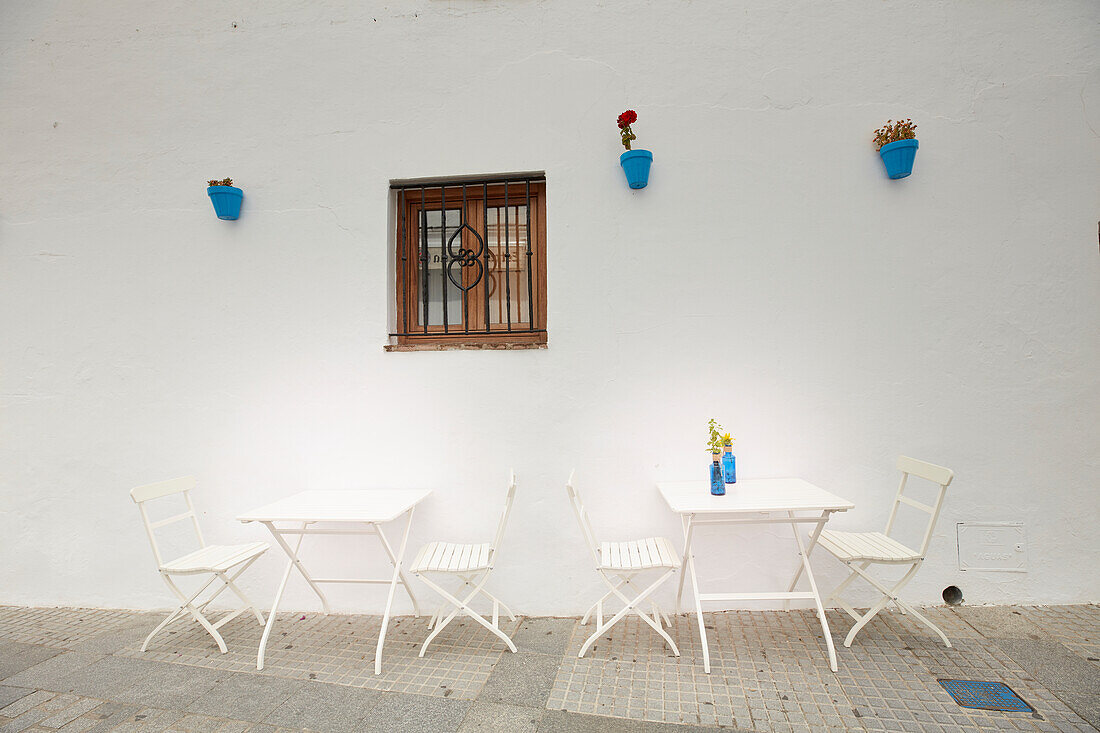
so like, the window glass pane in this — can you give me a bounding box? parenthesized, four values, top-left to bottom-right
(485, 204, 529, 327)
(418, 208, 463, 327)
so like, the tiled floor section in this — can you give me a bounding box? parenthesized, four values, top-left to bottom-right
(0, 603, 1096, 731)
(547, 606, 1097, 732)
(0, 607, 136, 650)
(114, 612, 520, 699)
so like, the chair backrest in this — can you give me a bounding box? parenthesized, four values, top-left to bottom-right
(489, 470, 518, 558)
(884, 455, 954, 557)
(565, 470, 601, 566)
(130, 476, 205, 568)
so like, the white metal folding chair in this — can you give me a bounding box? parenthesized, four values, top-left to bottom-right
(131, 476, 269, 653)
(566, 471, 681, 658)
(410, 471, 518, 657)
(812, 456, 955, 648)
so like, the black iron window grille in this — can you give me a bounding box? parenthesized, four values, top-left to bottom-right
(390, 174, 547, 348)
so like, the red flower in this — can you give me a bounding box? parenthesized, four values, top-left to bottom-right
(617, 109, 637, 129)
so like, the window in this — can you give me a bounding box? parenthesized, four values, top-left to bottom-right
(388, 174, 547, 350)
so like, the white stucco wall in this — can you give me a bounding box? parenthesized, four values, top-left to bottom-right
(1, 1, 1097, 616)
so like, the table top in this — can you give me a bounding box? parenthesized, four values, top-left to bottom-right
(656, 478, 854, 515)
(237, 489, 432, 524)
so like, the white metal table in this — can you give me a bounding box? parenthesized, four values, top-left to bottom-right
(656, 478, 854, 673)
(237, 489, 431, 674)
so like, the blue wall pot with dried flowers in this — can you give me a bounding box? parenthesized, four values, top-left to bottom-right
(879, 139, 918, 179)
(620, 149, 652, 189)
(207, 185, 243, 220)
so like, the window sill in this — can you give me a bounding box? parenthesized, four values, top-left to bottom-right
(385, 341, 547, 352)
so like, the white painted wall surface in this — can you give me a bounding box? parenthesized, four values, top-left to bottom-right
(1, 1, 1098, 615)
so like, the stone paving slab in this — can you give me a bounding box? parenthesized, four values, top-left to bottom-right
(994, 638, 1100, 697)
(183, 674, 302, 723)
(0, 642, 62, 683)
(478, 651, 561, 709)
(358, 691, 470, 733)
(458, 701, 543, 733)
(510, 618, 578, 657)
(258, 681, 381, 732)
(2, 654, 105, 693)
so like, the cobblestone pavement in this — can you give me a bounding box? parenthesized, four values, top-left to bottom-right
(0, 604, 1096, 732)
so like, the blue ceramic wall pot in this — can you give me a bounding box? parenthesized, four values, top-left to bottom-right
(878, 139, 918, 179)
(620, 149, 653, 189)
(207, 185, 243, 220)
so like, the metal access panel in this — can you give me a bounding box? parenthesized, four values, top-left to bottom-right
(957, 522, 1027, 572)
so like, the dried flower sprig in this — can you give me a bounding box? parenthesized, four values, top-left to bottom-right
(706, 418, 726, 454)
(872, 119, 917, 151)
(207, 177, 234, 187)
(617, 110, 638, 151)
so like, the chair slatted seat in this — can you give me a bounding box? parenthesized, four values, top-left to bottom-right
(599, 538, 681, 571)
(162, 542, 269, 573)
(817, 530, 920, 563)
(412, 542, 492, 573)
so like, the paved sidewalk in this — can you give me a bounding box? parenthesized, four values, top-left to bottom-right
(0, 604, 1096, 731)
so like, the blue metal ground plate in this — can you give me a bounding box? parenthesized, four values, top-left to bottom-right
(938, 679, 1034, 712)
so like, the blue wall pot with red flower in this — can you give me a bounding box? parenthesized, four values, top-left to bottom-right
(620, 149, 652, 189)
(879, 139, 918, 179)
(207, 185, 243, 220)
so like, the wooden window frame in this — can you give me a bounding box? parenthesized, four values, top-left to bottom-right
(389, 178, 547, 350)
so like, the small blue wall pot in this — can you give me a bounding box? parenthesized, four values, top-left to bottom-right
(878, 139, 918, 179)
(207, 186, 243, 220)
(620, 149, 652, 189)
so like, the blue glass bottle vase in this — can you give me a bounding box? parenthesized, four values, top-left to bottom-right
(710, 458, 725, 496)
(722, 449, 736, 484)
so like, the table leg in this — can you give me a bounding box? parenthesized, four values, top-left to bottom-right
(784, 510, 829, 610)
(375, 505, 416, 675)
(681, 514, 710, 674)
(257, 521, 307, 671)
(375, 522, 421, 617)
(789, 511, 838, 672)
(675, 514, 690, 613)
(265, 521, 331, 613)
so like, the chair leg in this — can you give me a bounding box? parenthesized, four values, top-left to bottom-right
(825, 561, 869, 604)
(162, 575, 229, 653)
(843, 593, 892, 648)
(417, 572, 517, 657)
(431, 577, 473, 629)
(894, 599, 951, 647)
(456, 573, 517, 623)
(217, 559, 266, 626)
(476, 588, 517, 622)
(622, 576, 670, 628)
(141, 573, 220, 652)
(841, 562, 923, 648)
(140, 605, 189, 653)
(428, 602, 446, 630)
(579, 570, 680, 658)
(581, 582, 623, 626)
